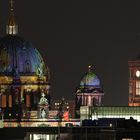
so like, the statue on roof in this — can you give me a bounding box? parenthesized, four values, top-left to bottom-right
(39, 92, 48, 105)
(38, 91, 49, 119)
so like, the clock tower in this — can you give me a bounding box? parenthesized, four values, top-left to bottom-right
(128, 60, 140, 106)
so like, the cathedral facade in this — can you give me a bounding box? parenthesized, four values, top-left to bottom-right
(0, 1, 80, 127)
(0, 0, 51, 120)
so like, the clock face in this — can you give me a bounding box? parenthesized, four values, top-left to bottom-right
(136, 70, 140, 77)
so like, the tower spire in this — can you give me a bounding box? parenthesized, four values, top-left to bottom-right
(6, 0, 18, 35)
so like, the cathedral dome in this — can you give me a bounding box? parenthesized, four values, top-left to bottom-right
(0, 35, 47, 76)
(80, 69, 101, 87)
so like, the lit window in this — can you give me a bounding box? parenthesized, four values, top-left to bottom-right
(136, 81, 140, 95)
(55, 103, 59, 106)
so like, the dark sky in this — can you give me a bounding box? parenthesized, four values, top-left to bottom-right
(0, 0, 140, 106)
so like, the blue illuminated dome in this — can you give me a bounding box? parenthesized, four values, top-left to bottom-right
(0, 35, 47, 76)
(80, 71, 101, 87)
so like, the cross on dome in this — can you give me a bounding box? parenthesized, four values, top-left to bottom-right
(41, 92, 46, 98)
(88, 65, 92, 72)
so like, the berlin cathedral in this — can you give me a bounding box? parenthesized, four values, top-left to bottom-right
(0, 0, 106, 128)
(0, 0, 51, 122)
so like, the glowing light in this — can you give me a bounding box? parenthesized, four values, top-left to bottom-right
(136, 70, 140, 77)
(63, 111, 69, 121)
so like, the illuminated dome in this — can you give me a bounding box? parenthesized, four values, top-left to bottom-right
(0, 35, 47, 76)
(80, 71, 101, 87)
(75, 66, 104, 117)
(80, 66, 101, 87)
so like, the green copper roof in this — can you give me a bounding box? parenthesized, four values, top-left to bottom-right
(80, 72, 101, 87)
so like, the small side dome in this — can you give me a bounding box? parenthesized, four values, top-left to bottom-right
(80, 66, 101, 87)
(80, 72, 101, 87)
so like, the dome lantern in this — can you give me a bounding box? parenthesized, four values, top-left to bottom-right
(88, 65, 92, 73)
(6, 0, 18, 35)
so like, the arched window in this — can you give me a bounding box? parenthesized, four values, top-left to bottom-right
(24, 60, 31, 73)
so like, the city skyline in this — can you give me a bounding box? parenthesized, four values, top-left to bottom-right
(0, 0, 140, 105)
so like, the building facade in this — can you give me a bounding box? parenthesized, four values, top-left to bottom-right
(75, 66, 104, 117)
(80, 106, 140, 122)
(0, 0, 51, 120)
(51, 98, 75, 118)
(128, 60, 140, 106)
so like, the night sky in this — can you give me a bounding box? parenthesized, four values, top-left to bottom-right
(0, 0, 140, 106)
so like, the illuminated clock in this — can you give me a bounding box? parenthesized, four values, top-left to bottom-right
(136, 70, 140, 77)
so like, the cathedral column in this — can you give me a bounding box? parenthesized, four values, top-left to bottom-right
(77, 95, 80, 106)
(98, 95, 101, 105)
(0, 93, 2, 107)
(2, 94, 6, 108)
(83, 95, 85, 105)
(84, 95, 87, 106)
(85, 95, 88, 106)
(81, 95, 83, 105)
(88, 95, 91, 106)
(91, 97, 94, 106)
(82, 95, 84, 105)
(87, 95, 89, 106)
(26, 93, 30, 108)
(8, 94, 12, 108)
(20, 87, 24, 103)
